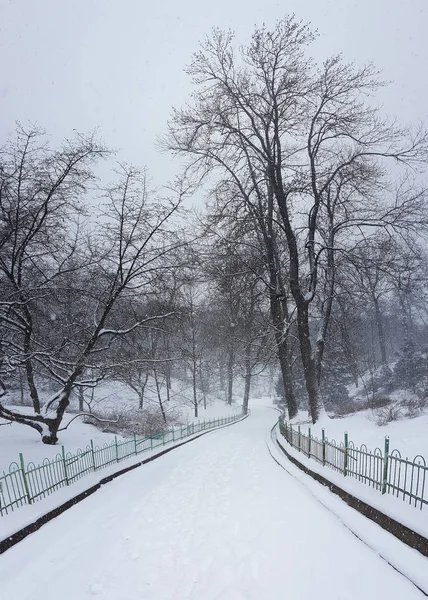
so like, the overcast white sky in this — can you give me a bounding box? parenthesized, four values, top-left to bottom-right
(1, 0, 427, 189)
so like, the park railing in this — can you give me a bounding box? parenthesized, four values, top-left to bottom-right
(278, 416, 427, 511)
(0, 413, 244, 517)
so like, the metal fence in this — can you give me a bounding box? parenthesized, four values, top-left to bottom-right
(0, 413, 243, 517)
(278, 417, 427, 511)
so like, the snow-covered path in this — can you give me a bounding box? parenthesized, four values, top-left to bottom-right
(0, 405, 425, 599)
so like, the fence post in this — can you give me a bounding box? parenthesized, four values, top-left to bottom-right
(382, 436, 390, 495)
(19, 453, 32, 505)
(61, 446, 69, 486)
(115, 436, 119, 462)
(308, 427, 312, 458)
(90, 439, 96, 471)
(298, 425, 301, 452)
(134, 433, 138, 455)
(172, 427, 175, 442)
(344, 432, 349, 476)
(322, 429, 326, 466)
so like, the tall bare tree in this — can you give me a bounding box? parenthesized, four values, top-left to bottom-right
(164, 17, 428, 422)
(0, 127, 183, 442)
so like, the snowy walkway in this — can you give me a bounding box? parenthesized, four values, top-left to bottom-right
(0, 404, 425, 599)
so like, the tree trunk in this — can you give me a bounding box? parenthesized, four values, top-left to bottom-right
(373, 295, 388, 366)
(263, 186, 298, 418)
(192, 360, 198, 418)
(242, 347, 252, 414)
(315, 243, 335, 385)
(268, 272, 297, 417)
(227, 343, 234, 405)
(24, 339, 40, 413)
(199, 364, 207, 410)
(19, 369, 25, 405)
(296, 300, 321, 423)
(78, 387, 84, 412)
(272, 176, 322, 423)
(138, 373, 149, 409)
(270, 295, 298, 419)
(219, 361, 225, 391)
(153, 369, 167, 423)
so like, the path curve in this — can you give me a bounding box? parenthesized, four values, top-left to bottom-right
(0, 404, 424, 600)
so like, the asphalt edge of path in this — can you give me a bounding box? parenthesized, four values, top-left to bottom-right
(0, 413, 248, 555)
(273, 430, 428, 558)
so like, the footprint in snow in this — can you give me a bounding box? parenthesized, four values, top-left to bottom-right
(89, 583, 104, 595)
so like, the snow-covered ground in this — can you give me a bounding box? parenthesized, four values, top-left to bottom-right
(292, 408, 428, 462)
(281, 408, 428, 537)
(0, 377, 243, 474)
(0, 416, 247, 542)
(0, 398, 241, 475)
(0, 412, 121, 470)
(1, 400, 427, 599)
(274, 425, 428, 539)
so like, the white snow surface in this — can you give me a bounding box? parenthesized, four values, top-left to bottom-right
(0, 410, 121, 469)
(1, 400, 427, 599)
(0, 398, 241, 474)
(291, 408, 428, 462)
(274, 426, 428, 539)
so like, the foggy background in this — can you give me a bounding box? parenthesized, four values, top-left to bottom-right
(1, 0, 426, 188)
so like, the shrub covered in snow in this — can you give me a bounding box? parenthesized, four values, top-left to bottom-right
(83, 406, 182, 437)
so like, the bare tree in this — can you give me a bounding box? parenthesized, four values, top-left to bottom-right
(164, 17, 428, 422)
(0, 129, 183, 442)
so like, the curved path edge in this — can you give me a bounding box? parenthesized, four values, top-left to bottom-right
(0, 413, 248, 555)
(273, 428, 428, 558)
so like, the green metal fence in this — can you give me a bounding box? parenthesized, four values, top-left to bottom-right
(0, 413, 243, 517)
(278, 416, 427, 511)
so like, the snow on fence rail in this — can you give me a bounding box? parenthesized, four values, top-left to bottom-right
(0, 413, 243, 516)
(278, 416, 427, 511)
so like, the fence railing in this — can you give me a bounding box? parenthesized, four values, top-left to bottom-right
(278, 416, 427, 511)
(0, 413, 244, 517)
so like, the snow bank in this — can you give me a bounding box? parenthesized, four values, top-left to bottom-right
(291, 408, 428, 462)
